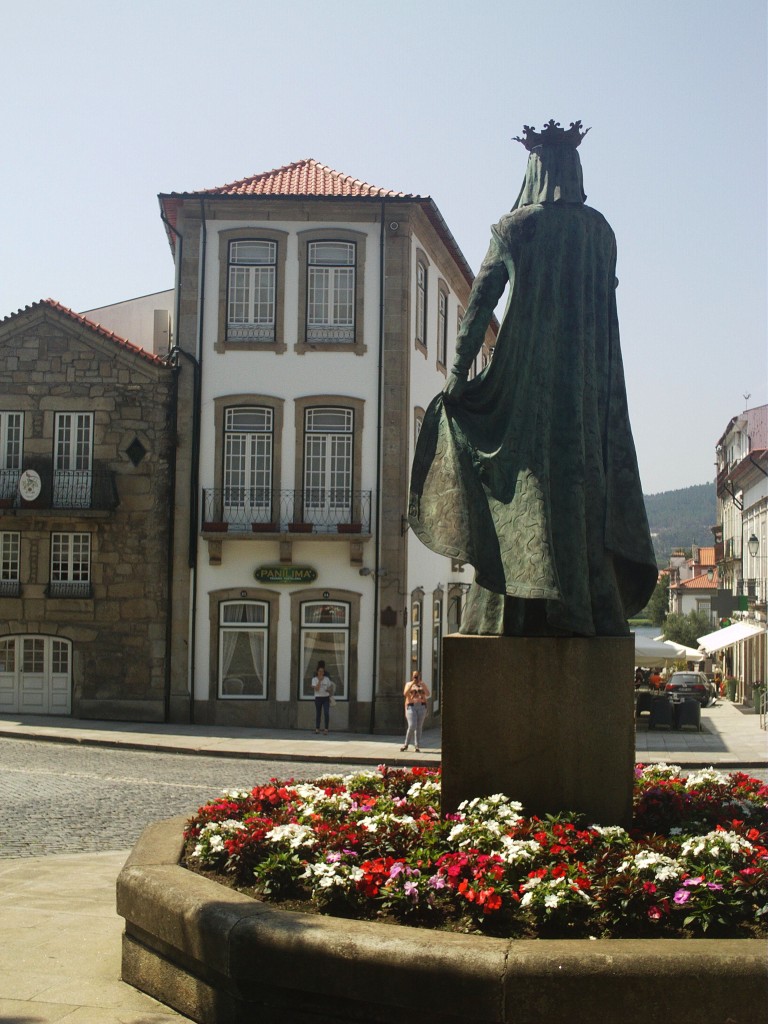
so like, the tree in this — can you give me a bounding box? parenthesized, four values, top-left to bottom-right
(662, 610, 712, 650)
(643, 575, 669, 627)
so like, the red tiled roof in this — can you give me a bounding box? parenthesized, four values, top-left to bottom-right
(171, 159, 416, 200)
(157, 159, 493, 316)
(677, 571, 718, 590)
(0, 299, 167, 366)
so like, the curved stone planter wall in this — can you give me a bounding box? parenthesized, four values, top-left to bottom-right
(117, 818, 767, 1024)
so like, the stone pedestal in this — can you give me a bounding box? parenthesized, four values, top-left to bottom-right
(441, 634, 635, 826)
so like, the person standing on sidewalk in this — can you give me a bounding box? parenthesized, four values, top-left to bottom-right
(401, 671, 430, 752)
(312, 663, 333, 734)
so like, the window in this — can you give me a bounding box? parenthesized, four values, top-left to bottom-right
(0, 532, 20, 596)
(303, 407, 353, 528)
(416, 260, 427, 350)
(0, 412, 22, 499)
(218, 601, 269, 699)
(227, 240, 277, 342)
(307, 241, 356, 343)
(49, 532, 91, 598)
(437, 285, 448, 368)
(223, 407, 273, 527)
(54, 412, 93, 508)
(299, 601, 349, 700)
(411, 594, 423, 674)
(432, 596, 443, 704)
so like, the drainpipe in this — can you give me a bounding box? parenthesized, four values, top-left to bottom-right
(159, 210, 183, 723)
(368, 203, 386, 734)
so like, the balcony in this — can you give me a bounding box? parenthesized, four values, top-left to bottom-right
(201, 488, 372, 534)
(0, 465, 118, 514)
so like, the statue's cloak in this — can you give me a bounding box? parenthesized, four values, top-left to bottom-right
(408, 201, 657, 636)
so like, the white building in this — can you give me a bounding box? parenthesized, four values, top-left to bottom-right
(159, 160, 496, 732)
(710, 405, 768, 700)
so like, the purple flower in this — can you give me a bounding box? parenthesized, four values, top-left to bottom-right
(673, 889, 691, 905)
(707, 883, 724, 891)
(404, 880, 418, 899)
(429, 874, 446, 889)
(326, 851, 341, 863)
(389, 862, 405, 879)
(683, 876, 704, 887)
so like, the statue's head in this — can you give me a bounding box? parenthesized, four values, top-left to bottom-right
(513, 120, 589, 207)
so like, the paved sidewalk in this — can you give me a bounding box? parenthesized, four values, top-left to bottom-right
(0, 700, 764, 1023)
(0, 696, 765, 768)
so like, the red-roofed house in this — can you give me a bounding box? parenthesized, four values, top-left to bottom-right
(161, 158, 497, 731)
(0, 300, 177, 718)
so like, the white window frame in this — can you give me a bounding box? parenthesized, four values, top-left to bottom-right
(437, 288, 448, 367)
(49, 532, 91, 597)
(306, 241, 355, 343)
(303, 408, 353, 528)
(432, 596, 443, 704)
(298, 601, 349, 700)
(411, 597, 423, 674)
(223, 407, 274, 526)
(218, 600, 269, 699)
(54, 412, 93, 508)
(227, 240, 277, 342)
(0, 531, 20, 595)
(416, 261, 427, 347)
(0, 412, 23, 499)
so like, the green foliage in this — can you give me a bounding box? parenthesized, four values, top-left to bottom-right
(663, 610, 713, 649)
(643, 576, 670, 627)
(644, 483, 716, 567)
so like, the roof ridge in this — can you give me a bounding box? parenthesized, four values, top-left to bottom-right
(1, 299, 167, 366)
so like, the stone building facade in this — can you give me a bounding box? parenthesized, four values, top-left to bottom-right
(0, 299, 175, 720)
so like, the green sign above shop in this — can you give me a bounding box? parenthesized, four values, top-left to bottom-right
(254, 565, 317, 584)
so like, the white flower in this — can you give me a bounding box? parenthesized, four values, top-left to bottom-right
(497, 836, 541, 864)
(641, 763, 682, 778)
(544, 893, 560, 909)
(684, 768, 729, 788)
(265, 823, 315, 849)
(620, 850, 683, 882)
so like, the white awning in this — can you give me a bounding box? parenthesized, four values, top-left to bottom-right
(697, 621, 767, 653)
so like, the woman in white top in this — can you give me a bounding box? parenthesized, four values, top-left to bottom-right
(311, 663, 333, 733)
(401, 670, 430, 752)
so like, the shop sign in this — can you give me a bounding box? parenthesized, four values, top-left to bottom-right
(254, 565, 317, 584)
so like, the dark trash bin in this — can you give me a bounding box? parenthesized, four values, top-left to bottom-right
(636, 691, 654, 716)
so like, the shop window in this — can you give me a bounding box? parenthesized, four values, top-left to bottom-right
(298, 601, 349, 700)
(218, 601, 269, 699)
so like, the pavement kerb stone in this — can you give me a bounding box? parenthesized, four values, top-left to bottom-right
(117, 817, 768, 1024)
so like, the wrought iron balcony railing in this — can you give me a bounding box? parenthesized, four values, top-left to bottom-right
(0, 467, 118, 512)
(46, 581, 93, 599)
(202, 488, 372, 534)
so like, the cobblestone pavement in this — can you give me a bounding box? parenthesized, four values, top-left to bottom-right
(0, 738, 361, 858)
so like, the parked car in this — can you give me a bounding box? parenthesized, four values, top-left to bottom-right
(664, 671, 715, 707)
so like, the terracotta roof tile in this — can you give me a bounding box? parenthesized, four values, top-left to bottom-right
(163, 158, 416, 201)
(1, 299, 167, 366)
(678, 571, 718, 590)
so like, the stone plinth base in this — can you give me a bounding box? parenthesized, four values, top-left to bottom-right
(441, 635, 634, 825)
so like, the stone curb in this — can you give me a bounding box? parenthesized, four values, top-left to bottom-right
(117, 818, 767, 1024)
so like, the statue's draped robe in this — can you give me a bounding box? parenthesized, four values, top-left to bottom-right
(408, 199, 657, 636)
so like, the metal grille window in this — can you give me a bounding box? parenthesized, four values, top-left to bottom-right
(223, 407, 273, 525)
(54, 412, 93, 508)
(299, 601, 349, 700)
(416, 262, 427, 346)
(432, 597, 443, 702)
(437, 289, 448, 366)
(50, 532, 91, 597)
(0, 412, 23, 499)
(307, 241, 355, 343)
(227, 240, 277, 341)
(411, 598, 422, 674)
(303, 408, 353, 526)
(218, 601, 269, 699)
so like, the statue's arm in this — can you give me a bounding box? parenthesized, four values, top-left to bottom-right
(444, 238, 508, 399)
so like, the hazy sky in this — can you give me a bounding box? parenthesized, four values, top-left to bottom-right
(2, 0, 765, 495)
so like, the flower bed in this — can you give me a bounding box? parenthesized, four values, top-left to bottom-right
(182, 763, 767, 940)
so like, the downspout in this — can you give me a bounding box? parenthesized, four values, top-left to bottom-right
(368, 203, 386, 734)
(159, 210, 183, 723)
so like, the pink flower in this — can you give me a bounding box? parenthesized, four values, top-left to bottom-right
(673, 889, 691, 905)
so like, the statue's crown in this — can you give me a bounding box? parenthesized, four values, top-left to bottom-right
(514, 120, 590, 151)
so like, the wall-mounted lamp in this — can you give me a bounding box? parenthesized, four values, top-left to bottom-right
(706, 568, 714, 582)
(748, 534, 760, 558)
(359, 567, 388, 578)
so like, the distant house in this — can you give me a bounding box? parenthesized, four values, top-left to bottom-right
(710, 405, 768, 699)
(669, 567, 717, 624)
(0, 300, 175, 719)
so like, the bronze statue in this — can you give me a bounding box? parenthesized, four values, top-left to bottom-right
(409, 121, 657, 636)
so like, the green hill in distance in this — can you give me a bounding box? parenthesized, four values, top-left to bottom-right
(643, 482, 716, 568)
